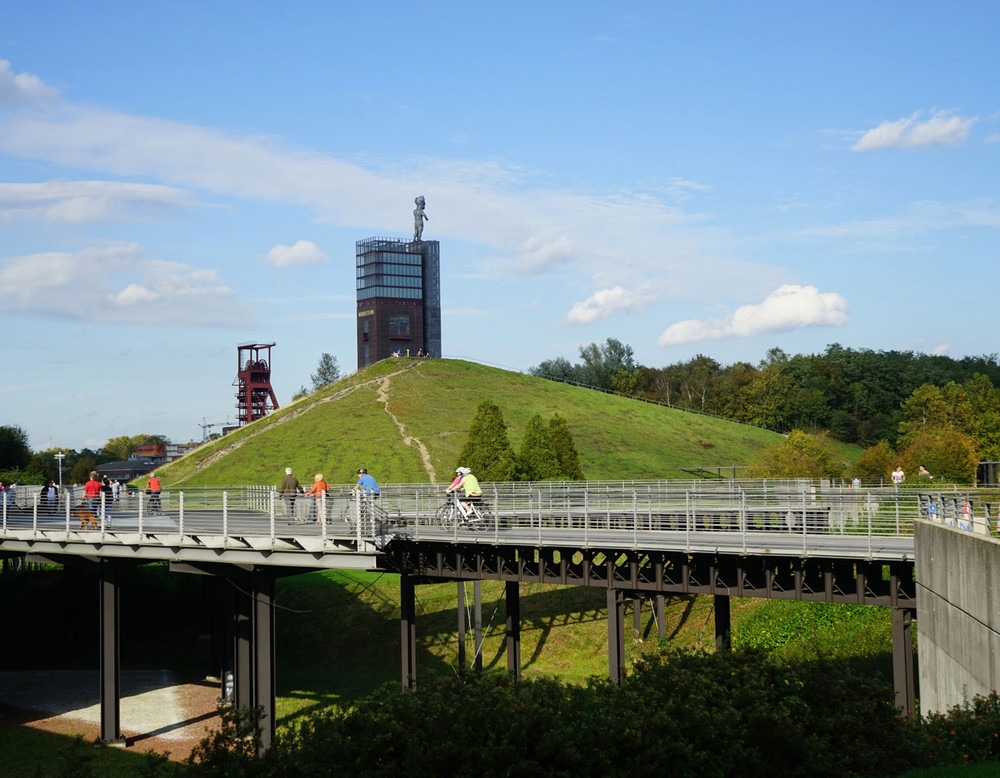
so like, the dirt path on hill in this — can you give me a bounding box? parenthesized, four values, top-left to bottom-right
(171, 362, 425, 485)
(375, 375, 437, 483)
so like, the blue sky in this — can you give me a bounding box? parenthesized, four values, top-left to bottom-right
(3, 1, 998, 452)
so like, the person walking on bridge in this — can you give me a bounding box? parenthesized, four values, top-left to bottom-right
(303, 473, 329, 523)
(280, 467, 302, 520)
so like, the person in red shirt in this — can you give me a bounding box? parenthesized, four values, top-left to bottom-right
(83, 472, 102, 513)
(146, 473, 162, 513)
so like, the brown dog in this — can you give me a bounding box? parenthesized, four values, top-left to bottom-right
(74, 507, 100, 530)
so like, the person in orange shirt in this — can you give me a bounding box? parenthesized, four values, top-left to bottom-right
(146, 473, 162, 514)
(303, 473, 329, 524)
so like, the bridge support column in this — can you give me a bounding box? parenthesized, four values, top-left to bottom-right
(233, 579, 253, 710)
(607, 589, 625, 684)
(252, 574, 276, 751)
(632, 597, 642, 639)
(714, 594, 731, 651)
(473, 581, 483, 673)
(400, 574, 416, 689)
(457, 582, 467, 672)
(219, 570, 277, 749)
(656, 595, 666, 639)
(98, 563, 122, 744)
(892, 607, 916, 715)
(505, 581, 521, 678)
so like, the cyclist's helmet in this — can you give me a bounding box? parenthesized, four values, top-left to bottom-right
(458, 467, 471, 474)
(357, 468, 367, 474)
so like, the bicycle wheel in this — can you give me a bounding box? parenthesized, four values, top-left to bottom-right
(467, 502, 492, 531)
(340, 500, 358, 530)
(436, 503, 458, 529)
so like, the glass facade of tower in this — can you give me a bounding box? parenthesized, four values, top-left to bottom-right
(356, 237, 441, 368)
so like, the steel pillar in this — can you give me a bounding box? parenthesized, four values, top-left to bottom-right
(233, 581, 253, 709)
(400, 574, 416, 689)
(892, 607, 916, 715)
(473, 580, 483, 673)
(457, 581, 467, 673)
(714, 594, 732, 651)
(252, 575, 276, 751)
(656, 595, 666, 639)
(98, 564, 122, 744)
(607, 588, 625, 683)
(505, 580, 521, 678)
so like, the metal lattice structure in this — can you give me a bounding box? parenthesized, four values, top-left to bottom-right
(234, 342, 279, 426)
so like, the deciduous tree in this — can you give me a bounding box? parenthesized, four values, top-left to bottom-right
(311, 353, 341, 392)
(746, 430, 847, 480)
(0, 425, 31, 470)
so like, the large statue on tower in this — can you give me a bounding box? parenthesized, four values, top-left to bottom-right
(413, 195, 428, 241)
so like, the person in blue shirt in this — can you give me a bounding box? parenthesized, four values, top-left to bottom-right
(352, 468, 380, 496)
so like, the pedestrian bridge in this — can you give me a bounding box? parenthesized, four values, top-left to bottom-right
(2, 479, 997, 750)
(6, 479, 982, 563)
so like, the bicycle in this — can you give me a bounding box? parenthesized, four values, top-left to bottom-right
(436, 492, 492, 531)
(339, 491, 389, 533)
(146, 491, 162, 516)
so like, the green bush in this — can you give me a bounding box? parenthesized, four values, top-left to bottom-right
(189, 650, 921, 777)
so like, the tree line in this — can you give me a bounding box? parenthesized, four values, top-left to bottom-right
(0, 428, 169, 487)
(532, 339, 1000, 483)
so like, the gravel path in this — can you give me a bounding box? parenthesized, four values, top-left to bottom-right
(0, 670, 222, 761)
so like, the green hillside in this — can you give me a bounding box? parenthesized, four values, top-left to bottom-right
(158, 359, 784, 488)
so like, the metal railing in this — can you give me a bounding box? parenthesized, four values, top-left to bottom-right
(2, 481, 997, 560)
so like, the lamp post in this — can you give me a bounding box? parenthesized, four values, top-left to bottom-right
(54, 452, 65, 489)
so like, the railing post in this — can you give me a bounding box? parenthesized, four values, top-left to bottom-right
(685, 490, 691, 549)
(801, 489, 807, 555)
(223, 491, 229, 538)
(741, 490, 747, 555)
(632, 490, 638, 549)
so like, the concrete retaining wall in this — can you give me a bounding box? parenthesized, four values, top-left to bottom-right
(915, 520, 1000, 715)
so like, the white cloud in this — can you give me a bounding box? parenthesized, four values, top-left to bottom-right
(511, 235, 575, 274)
(658, 284, 848, 345)
(0, 59, 59, 106)
(0, 244, 252, 326)
(565, 286, 656, 325)
(264, 239, 328, 267)
(0, 63, 772, 320)
(852, 110, 975, 152)
(0, 181, 193, 224)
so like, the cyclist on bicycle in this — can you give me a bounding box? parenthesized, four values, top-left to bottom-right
(147, 473, 162, 514)
(446, 466, 482, 515)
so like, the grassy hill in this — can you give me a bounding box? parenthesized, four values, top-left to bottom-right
(157, 358, 784, 488)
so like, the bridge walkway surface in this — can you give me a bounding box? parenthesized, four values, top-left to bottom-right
(2, 480, 997, 751)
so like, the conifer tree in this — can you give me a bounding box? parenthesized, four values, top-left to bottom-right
(457, 401, 518, 481)
(518, 414, 563, 481)
(548, 414, 585, 480)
